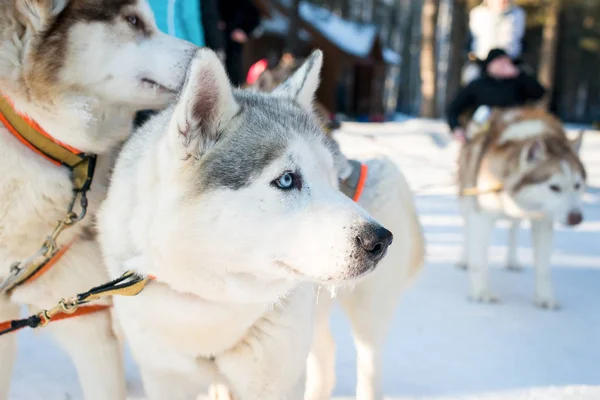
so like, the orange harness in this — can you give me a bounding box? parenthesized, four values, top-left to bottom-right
(352, 163, 368, 203)
(0, 95, 107, 335)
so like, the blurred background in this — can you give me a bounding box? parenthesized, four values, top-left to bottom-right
(167, 0, 600, 125)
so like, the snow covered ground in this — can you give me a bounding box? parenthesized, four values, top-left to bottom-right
(9, 119, 600, 399)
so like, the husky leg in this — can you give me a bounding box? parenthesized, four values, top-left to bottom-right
(457, 200, 470, 271)
(338, 287, 396, 400)
(46, 309, 126, 400)
(531, 218, 559, 309)
(467, 211, 498, 303)
(304, 291, 335, 400)
(0, 299, 19, 400)
(506, 220, 522, 271)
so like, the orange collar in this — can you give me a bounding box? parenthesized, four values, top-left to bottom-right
(352, 163, 368, 203)
(0, 95, 82, 161)
(0, 94, 96, 193)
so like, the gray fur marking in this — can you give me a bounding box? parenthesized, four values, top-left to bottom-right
(195, 89, 329, 191)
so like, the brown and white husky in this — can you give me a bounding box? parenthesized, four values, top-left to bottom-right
(458, 107, 586, 309)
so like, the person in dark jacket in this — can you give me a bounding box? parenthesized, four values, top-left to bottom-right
(448, 48, 546, 141)
(218, 0, 261, 86)
(201, 0, 224, 53)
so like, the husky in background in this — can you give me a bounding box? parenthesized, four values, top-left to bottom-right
(458, 107, 586, 308)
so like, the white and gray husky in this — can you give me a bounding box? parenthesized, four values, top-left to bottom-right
(98, 49, 393, 399)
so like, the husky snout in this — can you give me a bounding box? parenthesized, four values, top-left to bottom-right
(567, 210, 583, 226)
(346, 223, 393, 278)
(356, 225, 393, 262)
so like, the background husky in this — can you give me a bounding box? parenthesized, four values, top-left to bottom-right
(0, 1, 195, 398)
(250, 55, 425, 400)
(458, 107, 586, 308)
(98, 48, 393, 400)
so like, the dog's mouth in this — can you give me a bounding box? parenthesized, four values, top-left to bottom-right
(275, 260, 305, 278)
(141, 78, 175, 93)
(275, 259, 377, 284)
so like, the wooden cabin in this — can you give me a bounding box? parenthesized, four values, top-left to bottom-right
(246, 0, 399, 120)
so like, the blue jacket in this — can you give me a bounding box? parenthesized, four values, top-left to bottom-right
(148, 0, 205, 46)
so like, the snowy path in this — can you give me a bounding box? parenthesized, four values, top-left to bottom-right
(9, 119, 600, 399)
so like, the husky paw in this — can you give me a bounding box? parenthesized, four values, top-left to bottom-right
(456, 262, 468, 271)
(469, 291, 499, 304)
(535, 297, 560, 310)
(506, 264, 523, 272)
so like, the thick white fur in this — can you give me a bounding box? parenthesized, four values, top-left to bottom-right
(304, 155, 425, 400)
(98, 49, 392, 400)
(0, 1, 195, 398)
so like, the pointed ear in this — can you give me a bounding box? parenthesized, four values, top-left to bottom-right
(169, 48, 239, 159)
(521, 138, 546, 165)
(17, 0, 68, 32)
(571, 130, 584, 154)
(273, 50, 323, 111)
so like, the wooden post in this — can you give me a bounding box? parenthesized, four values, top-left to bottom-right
(420, 0, 441, 118)
(286, 0, 301, 54)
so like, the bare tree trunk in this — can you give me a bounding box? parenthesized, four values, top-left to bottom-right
(409, 2, 423, 115)
(538, 0, 562, 110)
(397, 0, 416, 113)
(286, 0, 301, 55)
(446, 0, 469, 107)
(420, 0, 441, 118)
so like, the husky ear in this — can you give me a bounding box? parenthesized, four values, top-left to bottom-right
(273, 50, 323, 111)
(17, 0, 68, 32)
(571, 130, 584, 155)
(521, 138, 546, 164)
(169, 49, 239, 159)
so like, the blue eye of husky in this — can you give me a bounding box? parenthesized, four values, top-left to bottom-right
(550, 184, 562, 193)
(273, 172, 301, 190)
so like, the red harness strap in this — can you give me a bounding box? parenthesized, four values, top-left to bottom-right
(0, 304, 111, 336)
(353, 163, 369, 203)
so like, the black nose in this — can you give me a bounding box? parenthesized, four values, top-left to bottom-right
(567, 211, 583, 226)
(356, 226, 393, 262)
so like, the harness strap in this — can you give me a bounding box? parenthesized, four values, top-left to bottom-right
(0, 270, 151, 337)
(461, 183, 504, 197)
(0, 95, 97, 294)
(352, 163, 368, 203)
(0, 305, 111, 336)
(339, 160, 369, 203)
(0, 95, 96, 193)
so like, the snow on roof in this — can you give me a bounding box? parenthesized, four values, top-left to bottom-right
(254, 8, 310, 42)
(256, 1, 401, 64)
(299, 2, 377, 58)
